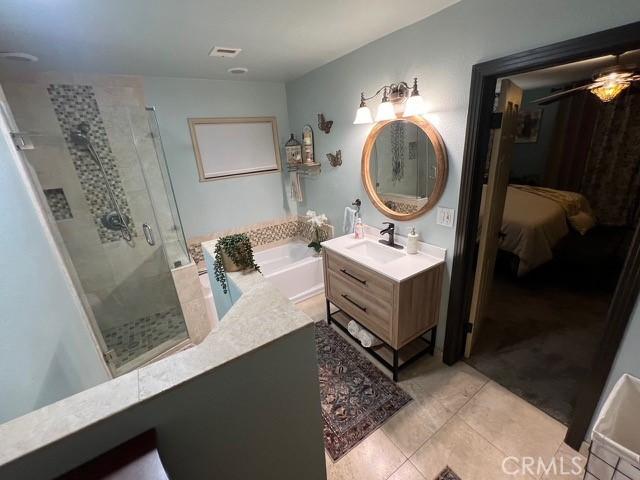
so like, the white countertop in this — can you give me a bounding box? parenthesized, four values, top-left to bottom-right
(321, 225, 446, 282)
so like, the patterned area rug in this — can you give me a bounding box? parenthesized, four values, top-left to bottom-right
(315, 322, 412, 461)
(436, 466, 462, 479)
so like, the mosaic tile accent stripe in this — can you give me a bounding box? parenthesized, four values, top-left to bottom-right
(43, 188, 73, 220)
(48, 84, 135, 243)
(188, 216, 335, 273)
(383, 200, 419, 214)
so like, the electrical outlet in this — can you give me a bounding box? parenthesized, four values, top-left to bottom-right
(437, 207, 455, 228)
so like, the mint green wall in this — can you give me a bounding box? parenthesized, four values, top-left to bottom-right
(143, 77, 293, 239)
(0, 95, 108, 424)
(285, 0, 640, 351)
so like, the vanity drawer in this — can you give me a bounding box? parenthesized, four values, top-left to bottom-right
(327, 270, 393, 343)
(325, 250, 394, 302)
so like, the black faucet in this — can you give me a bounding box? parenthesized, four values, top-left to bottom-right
(379, 222, 402, 249)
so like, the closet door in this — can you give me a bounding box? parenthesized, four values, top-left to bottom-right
(465, 79, 522, 357)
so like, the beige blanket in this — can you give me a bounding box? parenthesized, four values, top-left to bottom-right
(480, 185, 595, 276)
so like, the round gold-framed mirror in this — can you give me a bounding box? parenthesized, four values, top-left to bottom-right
(361, 116, 448, 221)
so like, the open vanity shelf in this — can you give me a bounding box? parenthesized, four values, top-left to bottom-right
(326, 307, 436, 381)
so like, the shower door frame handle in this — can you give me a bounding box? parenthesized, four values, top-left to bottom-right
(142, 223, 155, 246)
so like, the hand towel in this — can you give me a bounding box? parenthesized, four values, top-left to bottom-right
(347, 320, 361, 338)
(358, 328, 383, 348)
(343, 206, 357, 234)
(290, 171, 303, 203)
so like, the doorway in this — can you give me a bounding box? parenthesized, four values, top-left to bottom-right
(443, 21, 640, 449)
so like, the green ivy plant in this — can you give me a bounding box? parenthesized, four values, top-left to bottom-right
(213, 233, 261, 294)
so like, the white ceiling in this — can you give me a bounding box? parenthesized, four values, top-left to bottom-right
(507, 49, 640, 90)
(0, 0, 459, 82)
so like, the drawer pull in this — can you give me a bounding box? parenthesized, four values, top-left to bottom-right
(342, 294, 367, 312)
(340, 268, 367, 285)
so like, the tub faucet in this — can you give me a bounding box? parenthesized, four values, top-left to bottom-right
(379, 222, 402, 249)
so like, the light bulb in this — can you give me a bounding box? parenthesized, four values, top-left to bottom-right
(353, 106, 373, 124)
(375, 101, 396, 122)
(590, 81, 630, 102)
(403, 94, 427, 117)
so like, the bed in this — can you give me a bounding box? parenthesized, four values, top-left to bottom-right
(480, 184, 596, 275)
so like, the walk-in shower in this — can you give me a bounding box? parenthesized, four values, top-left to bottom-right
(2, 78, 192, 375)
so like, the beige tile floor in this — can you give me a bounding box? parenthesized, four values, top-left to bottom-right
(296, 294, 587, 480)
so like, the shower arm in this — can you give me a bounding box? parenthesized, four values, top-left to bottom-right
(85, 142, 133, 242)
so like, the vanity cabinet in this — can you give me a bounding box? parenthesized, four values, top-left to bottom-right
(323, 249, 444, 350)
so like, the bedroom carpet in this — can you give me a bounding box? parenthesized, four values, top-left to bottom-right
(466, 261, 611, 425)
(315, 321, 412, 461)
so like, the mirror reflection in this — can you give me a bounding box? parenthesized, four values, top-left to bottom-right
(369, 120, 437, 215)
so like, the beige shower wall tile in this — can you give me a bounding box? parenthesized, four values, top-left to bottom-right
(181, 296, 210, 344)
(172, 262, 202, 304)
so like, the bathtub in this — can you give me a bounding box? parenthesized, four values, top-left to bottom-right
(254, 240, 324, 303)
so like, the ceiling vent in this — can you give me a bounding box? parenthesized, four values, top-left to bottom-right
(209, 46, 242, 58)
(227, 67, 248, 75)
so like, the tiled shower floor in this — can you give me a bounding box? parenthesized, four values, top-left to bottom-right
(103, 306, 188, 368)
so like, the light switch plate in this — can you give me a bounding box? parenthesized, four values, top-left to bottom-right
(437, 207, 455, 228)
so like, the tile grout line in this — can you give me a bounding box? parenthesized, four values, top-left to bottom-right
(399, 366, 491, 466)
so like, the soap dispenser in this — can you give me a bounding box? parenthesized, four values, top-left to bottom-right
(354, 215, 364, 239)
(407, 226, 419, 254)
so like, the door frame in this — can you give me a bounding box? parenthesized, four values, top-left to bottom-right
(442, 21, 640, 449)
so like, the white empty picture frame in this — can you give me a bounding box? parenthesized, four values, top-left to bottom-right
(188, 116, 281, 181)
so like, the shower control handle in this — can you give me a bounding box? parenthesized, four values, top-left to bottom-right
(142, 223, 155, 246)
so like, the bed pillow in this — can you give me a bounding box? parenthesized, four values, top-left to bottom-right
(568, 211, 596, 235)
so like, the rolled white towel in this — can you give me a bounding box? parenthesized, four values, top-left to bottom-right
(358, 328, 383, 348)
(343, 207, 357, 234)
(347, 320, 362, 338)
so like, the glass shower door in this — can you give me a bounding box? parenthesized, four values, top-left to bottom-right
(3, 80, 189, 375)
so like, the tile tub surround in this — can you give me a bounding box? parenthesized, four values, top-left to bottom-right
(188, 215, 335, 273)
(0, 270, 323, 479)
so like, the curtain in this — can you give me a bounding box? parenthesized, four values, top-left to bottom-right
(581, 90, 640, 226)
(544, 91, 599, 191)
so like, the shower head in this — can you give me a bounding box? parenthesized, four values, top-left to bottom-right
(70, 122, 91, 148)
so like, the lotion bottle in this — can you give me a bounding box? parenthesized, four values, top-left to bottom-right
(354, 216, 364, 239)
(407, 226, 419, 254)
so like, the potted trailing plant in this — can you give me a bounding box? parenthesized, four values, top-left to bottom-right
(305, 210, 329, 255)
(213, 233, 260, 294)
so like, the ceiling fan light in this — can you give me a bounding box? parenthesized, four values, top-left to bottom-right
(403, 94, 427, 117)
(375, 100, 396, 122)
(353, 106, 373, 124)
(590, 81, 630, 102)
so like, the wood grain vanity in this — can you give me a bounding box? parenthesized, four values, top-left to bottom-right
(322, 239, 445, 380)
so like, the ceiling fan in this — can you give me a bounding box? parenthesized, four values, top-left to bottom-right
(533, 58, 640, 105)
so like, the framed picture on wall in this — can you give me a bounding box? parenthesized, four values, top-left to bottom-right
(515, 109, 543, 143)
(188, 116, 281, 181)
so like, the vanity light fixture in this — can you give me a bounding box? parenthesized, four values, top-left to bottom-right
(354, 77, 427, 124)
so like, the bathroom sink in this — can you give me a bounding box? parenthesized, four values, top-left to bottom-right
(345, 240, 404, 265)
